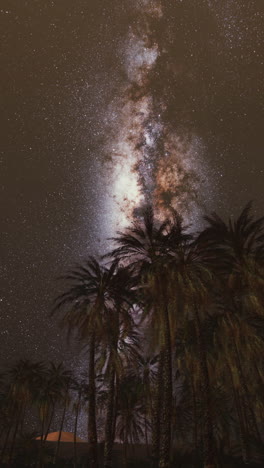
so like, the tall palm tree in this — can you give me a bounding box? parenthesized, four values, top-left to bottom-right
(51, 365, 73, 464)
(102, 264, 139, 468)
(35, 364, 64, 468)
(162, 231, 219, 468)
(108, 206, 190, 468)
(198, 202, 264, 462)
(43, 362, 72, 442)
(53, 257, 125, 468)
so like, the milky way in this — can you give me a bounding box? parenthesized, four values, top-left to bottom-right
(101, 0, 213, 233)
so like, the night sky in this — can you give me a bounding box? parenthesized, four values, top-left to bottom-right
(1, 0, 264, 369)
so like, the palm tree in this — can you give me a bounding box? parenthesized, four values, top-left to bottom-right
(42, 363, 70, 439)
(102, 264, 139, 468)
(2, 360, 45, 466)
(108, 206, 190, 468)
(51, 365, 73, 464)
(108, 207, 168, 468)
(35, 364, 64, 468)
(160, 230, 219, 468)
(199, 203, 264, 462)
(53, 257, 126, 468)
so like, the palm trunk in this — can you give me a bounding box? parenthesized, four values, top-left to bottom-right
(44, 402, 55, 441)
(74, 390, 82, 468)
(112, 374, 119, 444)
(88, 332, 98, 468)
(19, 404, 27, 433)
(39, 403, 48, 468)
(151, 351, 164, 467)
(159, 306, 172, 468)
(123, 421, 129, 468)
(104, 310, 119, 468)
(8, 405, 23, 467)
(104, 366, 116, 468)
(145, 408, 149, 455)
(190, 367, 199, 453)
(194, 305, 216, 468)
(53, 391, 68, 464)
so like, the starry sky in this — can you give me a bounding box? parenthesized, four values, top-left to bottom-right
(1, 0, 264, 370)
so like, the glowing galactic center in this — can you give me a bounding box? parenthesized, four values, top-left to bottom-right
(105, 0, 209, 229)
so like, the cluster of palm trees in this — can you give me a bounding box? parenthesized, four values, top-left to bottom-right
(0, 360, 84, 466)
(1, 203, 264, 467)
(53, 202, 264, 468)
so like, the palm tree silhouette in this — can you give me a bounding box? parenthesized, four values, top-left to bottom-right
(199, 202, 264, 463)
(2, 359, 45, 466)
(53, 257, 128, 468)
(108, 206, 190, 468)
(50, 364, 73, 464)
(102, 265, 138, 468)
(42, 362, 72, 443)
